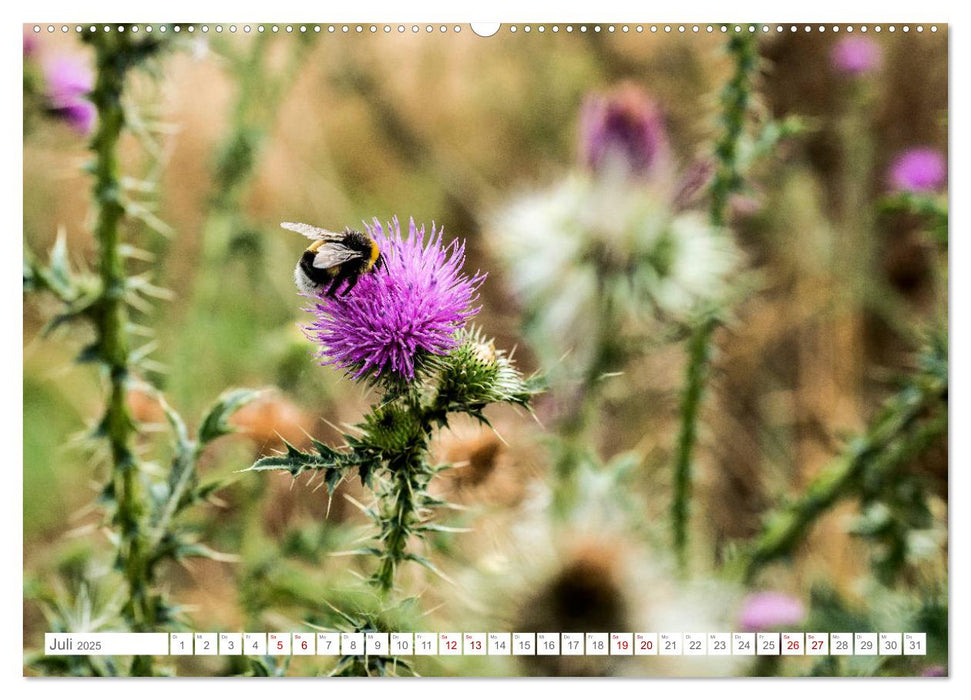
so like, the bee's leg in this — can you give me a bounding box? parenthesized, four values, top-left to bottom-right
(340, 274, 360, 297)
(325, 274, 345, 298)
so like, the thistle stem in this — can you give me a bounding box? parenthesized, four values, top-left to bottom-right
(708, 35, 758, 227)
(552, 273, 620, 516)
(374, 450, 424, 594)
(671, 313, 715, 573)
(89, 31, 153, 675)
(372, 390, 434, 595)
(670, 29, 758, 576)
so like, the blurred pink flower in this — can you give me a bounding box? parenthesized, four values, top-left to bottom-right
(580, 83, 669, 179)
(831, 36, 882, 76)
(56, 100, 96, 135)
(738, 592, 806, 631)
(23, 29, 37, 57)
(921, 666, 946, 677)
(43, 56, 96, 135)
(889, 148, 947, 193)
(45, 57, 92, 103)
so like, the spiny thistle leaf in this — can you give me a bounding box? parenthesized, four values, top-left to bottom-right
(324, 467, 344, 495)
(197, 388, 262, 445)
(245, 438, 369, 482)
(357, 462, 375, 489)
(48, 231, 73, 286)
(22, 257, 35, 292)
(171, 541, 238, 563)
(25, 237, 103, 336)
(734, 330, 947, 582)
(414, 522, 472, 534)
(144, 396, 199, 534)
(179, 476, 233, 511)
(401, 552, 451, 581)
(123, 198, 175, 238)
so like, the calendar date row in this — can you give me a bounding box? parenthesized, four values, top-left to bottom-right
(46, 632, 927, 657)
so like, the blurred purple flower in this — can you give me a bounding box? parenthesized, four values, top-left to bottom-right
(580, 83, 669, 178)
(43, 56, 96, 134)
(738, 592, 806, 632)
(304, 217, 484, 382)
(889, 148, 947, 193)
(921, 666, 947, 677)
(45, 57, 92, 103)
(56, 100, 96, 135)
(23, 30, 37, 57)
(831, 36, 882, 76)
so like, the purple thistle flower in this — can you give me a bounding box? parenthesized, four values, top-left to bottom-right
(831, 36, 882, 76)
(43, 56, 96, 135)
(304, 217, 484, 382)
(889, 147, 947, 193)
(580, 83, 669, 179)
(738, 592, 806, 632)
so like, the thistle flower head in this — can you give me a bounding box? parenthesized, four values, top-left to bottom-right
(304, 217, 484, 383)
(429, 326, 537, 414)
(43, 56, 96, 134)
(480, 496, 745, 677)
(889, 147, 947, 193)
(738, 591, 806, 632)
(580, 83, 670, 179)
(491, 175, 740, 375)
(831, 36, 882, 76)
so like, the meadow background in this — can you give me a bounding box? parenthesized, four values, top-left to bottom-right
(23, 24, 947, 676)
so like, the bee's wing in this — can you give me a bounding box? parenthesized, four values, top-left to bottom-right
(311, 245, 364, 269)
(281, 221, 344, 242)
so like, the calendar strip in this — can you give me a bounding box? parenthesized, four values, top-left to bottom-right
(44, 632, 927, 657)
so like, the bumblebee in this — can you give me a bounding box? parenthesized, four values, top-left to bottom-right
(282, 221, 384, 297)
